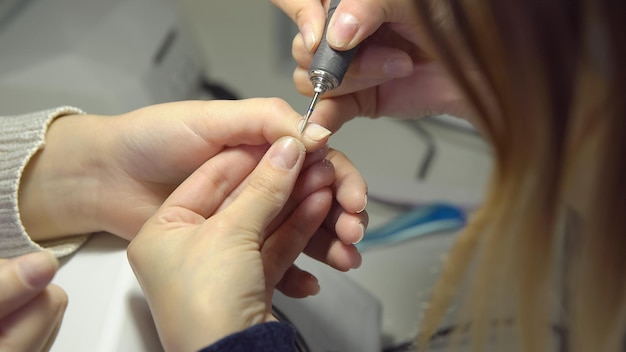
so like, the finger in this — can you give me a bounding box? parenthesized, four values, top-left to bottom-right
(294, 65, 400, 101)
(326, 149, 368, 214)
(162, 145, 267, 219)
(311, 95, 365, 132)
(272, 0, 329, 52)
(326, 0, 419, 50)
(292, 31, 414, 82)
(209, 146, 331, 220)
(41, 310, 64, 352)
(303, 227, 362, 271)
(283, 82, 363, 132)
(266, 158, 335, 235)
(294, 65, 384, 100)
(211, 137, 306, 234)
(0, 284, 67, 352)
(319, 149, 369, 245)
(305, 62, 467, 123)
(324, 200, 370, 245)
(194, 98, 331, 148)
(302, 143, 329, 171)
(211, 144, 329, 209)
(0, 251, 59, 319)
(266, 148, 369, 246)
(262, 188, 332, 294)
(130, 98, 332, 152)
(275, 264, 320, 298)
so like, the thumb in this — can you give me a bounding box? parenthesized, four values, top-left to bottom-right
(271, 0, 328, 53)
(0, 251, 59, 318)
(216, 136, 306, 236)
(326, 0, 418, 50)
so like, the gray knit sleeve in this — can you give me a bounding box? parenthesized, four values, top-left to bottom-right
(0, 107, 90, 258)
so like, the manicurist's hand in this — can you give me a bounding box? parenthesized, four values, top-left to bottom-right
(0, 251, 67, 352)
(127, 137, 330, 351)
(273, 0, 470, 130)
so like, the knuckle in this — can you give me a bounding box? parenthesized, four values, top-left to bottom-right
(248, 172, 287, 206)
(0, 262, 24, 304)
(294, 7, 307, 25)
(126, 241, 139, 263)
(265, 97, 290, 114)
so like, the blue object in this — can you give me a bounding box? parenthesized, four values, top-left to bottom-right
(356, 204, 467, 251)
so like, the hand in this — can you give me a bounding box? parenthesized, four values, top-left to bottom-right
(19, 98, 366, 274)
(0, 251, 67, 351)
(127, 137, 332, 351)
(273, 0, 470, 131)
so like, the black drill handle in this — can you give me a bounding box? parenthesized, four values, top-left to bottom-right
(309, 0, 359, 88)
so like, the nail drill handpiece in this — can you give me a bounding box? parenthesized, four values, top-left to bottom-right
(299, 0, 359, 134)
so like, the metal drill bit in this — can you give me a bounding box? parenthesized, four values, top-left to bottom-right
(299, 91, 321, 134)
(299, 0, 359, 134)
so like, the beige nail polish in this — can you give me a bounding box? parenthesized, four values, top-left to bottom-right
(303, 123, 332, 141)
(352, 222, 366, 245)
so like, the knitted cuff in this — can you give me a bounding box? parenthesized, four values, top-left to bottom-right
(0, 106, 89, 258)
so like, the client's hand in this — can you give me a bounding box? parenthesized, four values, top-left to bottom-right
(127, 137, 328, 351)
(19, 99, 367, 280)
(0, 251, 67, 351)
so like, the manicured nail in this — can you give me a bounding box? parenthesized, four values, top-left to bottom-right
(301, 22, 317, 52)
(269, 137, 303, 170)
(384, 55, 414, 78)
(328, 12, 360, 48)
(303, 123, 332, 141)
(357, 193, 368, 213)
(352, 222, 366, 244)
(16, 251, 58, 288)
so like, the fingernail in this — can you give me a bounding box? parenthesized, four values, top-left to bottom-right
(352, 222, 366, 244)
(328, 12, 360, 48)
(301, 22, 317, 52)
(303, 123, 332, 141)
(384, 55, 414, 78)
(357, 193, 368, 213)
(308, 274, 321, 296)
(269, 137, 303, 170)
(16, 251, 58, 288)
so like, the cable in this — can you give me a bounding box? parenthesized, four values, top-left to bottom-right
(382, 341, 416, 352)
(382, 320, 568, 352)
(400, 120, 437, 181)
(200, 79, 241, 100)
(425, 115, 480, 136)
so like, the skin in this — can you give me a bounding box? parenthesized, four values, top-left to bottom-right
(5, 98, 368, 350)
(123, 2, 471, 349)
(272, 0, 470, 131)
(127, 137, 332, 351)
(18, 99, 367, 272)
(0, 251, 66, 352)
(274, 2, 603, 350)
(0, 1, 476, 350)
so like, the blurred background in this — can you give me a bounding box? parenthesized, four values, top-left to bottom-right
(0, 0, 492, 351)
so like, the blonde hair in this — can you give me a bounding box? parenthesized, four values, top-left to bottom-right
(415, 0, 626, 351)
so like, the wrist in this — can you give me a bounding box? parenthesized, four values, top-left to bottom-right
(18, 114, 107, 240)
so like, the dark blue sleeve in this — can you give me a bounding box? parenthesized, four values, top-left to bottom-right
(198, 322, 297, 352)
